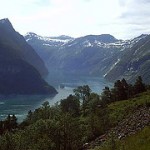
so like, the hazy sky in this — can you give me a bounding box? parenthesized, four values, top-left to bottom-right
(1, 0, 150, 39)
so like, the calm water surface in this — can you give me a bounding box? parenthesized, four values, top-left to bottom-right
(0, 73, 112, 121)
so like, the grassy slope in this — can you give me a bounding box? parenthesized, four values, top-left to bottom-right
(94, 126, 150, 150)
(92, 91, 150, 150)
(108, 91, 150, 126)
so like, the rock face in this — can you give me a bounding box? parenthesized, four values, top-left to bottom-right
(25, 32, 74, 65)
(0, 59, 57, 95)
(83, 106, 150, 149)
(0, 18, 48, 77)
(105, 35, 150, 83)
(25, 32, 150, 83)
(24, 33, 124, 75)
(0, 18, 57, 95)
(113, 106, 150, 139)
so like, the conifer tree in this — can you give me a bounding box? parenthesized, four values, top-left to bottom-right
(101, 86, 112, 104)
(134, 76, 146, 94)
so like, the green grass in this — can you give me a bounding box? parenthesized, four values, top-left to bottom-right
(93, 126, 150, 150)
(108, 91, 150, 125)
(91, 91, 150, 150)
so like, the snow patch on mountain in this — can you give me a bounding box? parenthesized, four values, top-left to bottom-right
(83, 40, 93, 47)
(25, 33, 148, 52)
(103, 58, 120, 77)
(25, 32, 73, 44)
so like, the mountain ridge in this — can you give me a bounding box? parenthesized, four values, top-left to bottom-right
(0, 18, 57, 95)
(0, 18, 48, 77)
(25, 32, 150, 84)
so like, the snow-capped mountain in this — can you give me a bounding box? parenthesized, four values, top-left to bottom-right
(24, 32, 150, 83)
(25, 32, 73, 46)
(105, 34, 150, 83)
(25, 32, 146, 51)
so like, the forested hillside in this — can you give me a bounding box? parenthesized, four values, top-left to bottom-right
(0, 77, 149, 150)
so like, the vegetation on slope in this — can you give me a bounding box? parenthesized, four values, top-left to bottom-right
(0, 77, 149, 150)
(93, 126, 150, 150)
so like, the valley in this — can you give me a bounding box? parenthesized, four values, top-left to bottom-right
(25, 32, 150, 84)
(0, 18, 149, 150)
(0, 0, 150, 149)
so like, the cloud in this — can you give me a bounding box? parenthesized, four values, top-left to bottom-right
(119, 1, 150, 24)
(1, 0, 150, 39)
(114, 0, 150, 38)
(83, 0, 91, 2)
(118, 0, 129, 6)
(140, 0, 150, 2)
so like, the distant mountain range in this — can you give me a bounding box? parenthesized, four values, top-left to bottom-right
(25, 32, 150, 83)
(0, 18, 57, 95)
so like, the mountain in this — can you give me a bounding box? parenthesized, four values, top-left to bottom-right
(25, 32, 74, 64)
(0, 18, 57, 95)
(0, 19, 48, 77)
(105, 34, 150, 83)
(25, 32, 149, 83)
(24, 33, 123, 74)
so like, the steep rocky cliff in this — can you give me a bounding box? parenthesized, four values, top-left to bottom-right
(0, 18, 57, 95)
(0, 18, 48, 77)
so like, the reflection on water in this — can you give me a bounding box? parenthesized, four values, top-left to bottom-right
(0, 73, 112, 122)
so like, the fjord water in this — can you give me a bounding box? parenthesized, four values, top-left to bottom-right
(0, 72, 111, 121)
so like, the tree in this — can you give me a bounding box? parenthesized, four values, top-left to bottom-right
(134, 76, 146, 94)
(26, 110, 33, 122)
(87, 104, 109, 139)
(101, 86, 112, 104)
(73, 85, 91, 115)
(73, 85, 91, 100)
(11, 115, 17, 129)
(88, 93, 101, 113)
(4, 115, 11, 131)
(0, 121, 4, 135)
(58, 113, 82, 150)
(60, 95, 80, 116)
(41, 101, 51, 119)
(113, 80, 127, 101)
(42, 101, 50, 109)
(3, 115, 18, 131)
(121, 78, 128, 89)
(127, 84, 134, 98)
(0, 132, 16, 150)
